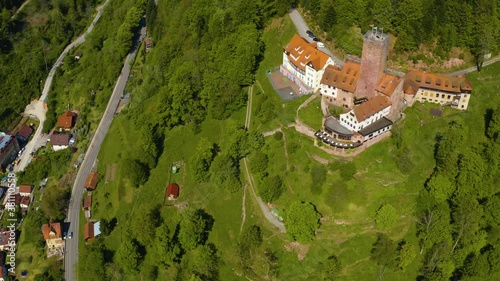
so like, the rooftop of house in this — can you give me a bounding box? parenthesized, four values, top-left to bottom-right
(84, 221, 94, 240)
(50, 133, 70, 146)
(376, 73, 402, 97)
(42, 221, 62, 240)
(283, 34, 331, 71)
(56, 111, 77, 129)
(404, 70, 473, 95)
(83, 194, 92, 209)
(84, 172, 100, 190)
(0, 229, 9, 247)
(145, 38, 153, 45)
(320, 61, 361, 93)
(0, 134, 14, 151)
(19, 184, 33, 194)
(353, 95, 391, 122)
(17, 125, 33, 139)
(20, 196, 30, 206)
(167, 183, 179, 198)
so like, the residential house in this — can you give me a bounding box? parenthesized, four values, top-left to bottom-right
(50, 133, 70, 151)
(403, 70, 472, 110)
(19, 196, 30, 209)
(56, 111, 77, 131)
(167, 183, 179, 200)
(320, 61, 360, 109)
(83, 194, 92, 219)
(145, 38, 153, 52)
(84, 221, 101, 241)
(41, 220, 64, 251)
(281, 34, 334, 94)
(84, 172, 100, 191)
(0, 229, 11, 251)
(16, 125, 33, 143)
(339, 95, 392, 132)
(19, 184, 33, 196)
(0, 133, 20, 170)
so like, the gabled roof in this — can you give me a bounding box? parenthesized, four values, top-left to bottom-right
(20, 196, 30, 207)
(17, 125, 33, 139)
(320, 61, 360, 93)
(404, 70, 472, 95)
(19, 184, 33, 194)
(353, 95, 391, 122)
(56, 111, 77, 129)
(376, 73, 402, 97)
(283, 34, 331, 71)
(84, 221, 94, 240)
(83, 194, 92, 209)
(42, 222, 62, 240)
(167, 183, 179, 198)
(50, 133, 70, 146)
(84, 172, 100, 190)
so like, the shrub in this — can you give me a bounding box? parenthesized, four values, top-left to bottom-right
(375, 204, 398, 230)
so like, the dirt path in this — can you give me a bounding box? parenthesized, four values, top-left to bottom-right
(11, 0, 31, 19)
(281, 129, 291, 171)
(241, 86, 253, 231)
(240, 184, 247, 232)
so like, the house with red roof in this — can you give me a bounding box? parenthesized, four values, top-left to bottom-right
(84, 172, 100, 191)
(41, 220, 64, 251)
(281, 34, 335, 94)
(56, 111, 77, 131)
(19, 184, 33, 196)
(166, 183, 179, 200)
(16, 125, 33, 142)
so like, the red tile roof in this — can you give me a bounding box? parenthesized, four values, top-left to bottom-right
(84, 172, 100, 190)
(404, 70, 472, 95)
(354, 95, 391, 122)
(283, 34, 331, 71)
(376, 73, 402, 97)
(320, 61, 360, 93)
(42, 222, 62, 240)
(84, 221, 94, 241)
(20, 196, 30, 207)
(50, 133, 70, 146)
(19, 184, 33, 194)
(83, 194, 92, 210)
(167, 183, 179, 198)
(17, 125, 33, 139)
(56, 111, 77, 129)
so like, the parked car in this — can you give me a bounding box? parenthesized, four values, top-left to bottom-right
(313, 37, 320, 42)
(306, 30, 313, 35)
(68, 232, 73, 239)
(317, 42, 325, 48)
(63, 232, 67, 239)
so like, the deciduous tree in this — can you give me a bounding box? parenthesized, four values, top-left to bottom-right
(286, 201, 321, 243)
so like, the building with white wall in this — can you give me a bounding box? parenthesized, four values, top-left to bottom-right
(281, 34, 334, 94)
(339, 95, 391, 131)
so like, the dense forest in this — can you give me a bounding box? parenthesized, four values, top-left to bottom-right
(299, 0, 498, 64)
(0, 0, 98, 129)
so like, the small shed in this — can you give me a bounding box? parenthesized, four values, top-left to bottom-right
(75, 51, 83, 60)
(166, 183, 179, 200)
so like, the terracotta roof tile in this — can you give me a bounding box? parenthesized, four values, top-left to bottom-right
(42, 222, 62, 240)
(283, 34, 331, 71)
(376, 73, 402, 97)
(354, 95, 391, 122)
(167, 183, 179, 198)
(320, 61, 360, 93)
(84, 172, 100, 190)
(404, 70, 472, 95)
(19, 184, 33, 194)
(56, 111, 77, 129)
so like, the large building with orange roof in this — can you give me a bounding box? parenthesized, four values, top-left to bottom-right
(281, 34, 334, 94)
(403, 70, 472, 110)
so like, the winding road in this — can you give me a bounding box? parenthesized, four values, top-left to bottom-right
(63, 21, 147, 281)
(14, 0, 111, 173)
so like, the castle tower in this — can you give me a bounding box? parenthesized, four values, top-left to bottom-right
(356, 27, 389, 99)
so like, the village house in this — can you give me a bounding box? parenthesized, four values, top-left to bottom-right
(320, 61, 360, 109)
(281, 34, 334, 94)
(84, 172, 100, 191)
(16, 125, 33, 143)
(41, 220, 64, 255)
(166, 183, 179, 200)
(19, 184, 33, 196)
(50, 133, 70, 151)
(403, 70, 472, 110)
(84, 221, 101, 241)
(19, 196, 30, 209)
(56, 111, 77, 131)
(0, 133, 20, 170)
(0, 229, 11, 251)
(83, 194, 92, 219)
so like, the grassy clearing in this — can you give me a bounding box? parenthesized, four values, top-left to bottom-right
(297, 96, 323, 130)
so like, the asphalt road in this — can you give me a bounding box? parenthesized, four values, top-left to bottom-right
(63, 22, 147, 281)
(445, 55, 500, 76)
(288, 9, 343, 66)
(14, 0, 111, 173)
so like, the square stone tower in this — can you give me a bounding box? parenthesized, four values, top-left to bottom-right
(356, 28, 389, 99)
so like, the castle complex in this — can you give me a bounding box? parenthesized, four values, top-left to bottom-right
(281, 28, 473, 149)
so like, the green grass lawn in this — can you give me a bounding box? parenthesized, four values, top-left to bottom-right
(297, 96, 323, 130)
